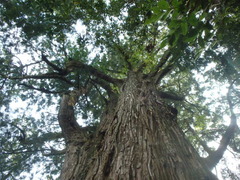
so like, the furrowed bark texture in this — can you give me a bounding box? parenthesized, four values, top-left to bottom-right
(60, 72, 217, 180)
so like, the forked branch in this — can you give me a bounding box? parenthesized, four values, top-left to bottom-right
(90, 78, 116, 98)
(41, 54, 68, 75)
(58, 89, 90, 143)
(148, 49, 172, 78)
(66, 61, 123, 86)
(154, 62, 174, 84)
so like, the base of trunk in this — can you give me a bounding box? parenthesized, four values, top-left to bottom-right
(60, 73, 217, 180)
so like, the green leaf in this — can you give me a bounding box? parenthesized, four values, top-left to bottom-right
(172, 10, 179, 19)
(188, 12, 198, 26)
(173, 32, 180, 46)
(161, 9, 173, 21)
(168, 29, 180, 46)
(199, 12, 208, 21)
(145, 14, 161, 24)
(198, 36, 205, 47)
(169, 20, 180, 30)
(157, 0, 170, 10)
(181, 22, 188, 35)
(159, 38, 168, 49)
(172, 0, 182, 9)
(184, 34, 197, 43)
(183, 28, 199, 43)
(152, 7, 161, 14)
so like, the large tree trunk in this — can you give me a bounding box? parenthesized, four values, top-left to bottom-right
(59, 72, 217, 180)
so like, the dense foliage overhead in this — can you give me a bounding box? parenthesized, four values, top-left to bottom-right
(0, 0, 240, 179)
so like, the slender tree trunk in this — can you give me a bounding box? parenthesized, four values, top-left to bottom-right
(59, 72, 217, 180)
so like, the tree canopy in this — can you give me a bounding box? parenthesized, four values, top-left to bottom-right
(0, 0, 240, 179)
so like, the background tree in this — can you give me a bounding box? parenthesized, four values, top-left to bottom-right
(0, 0, 239, 179)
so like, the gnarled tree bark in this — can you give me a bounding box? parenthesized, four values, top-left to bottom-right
(59, 71, 217, 180)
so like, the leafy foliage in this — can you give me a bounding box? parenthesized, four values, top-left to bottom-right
(0, 0, 240, 179)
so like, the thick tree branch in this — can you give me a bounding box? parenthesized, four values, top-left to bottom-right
(90, 78, 116, 97)
(204, 83, 238, 169)
(92, 82, 108, 104)
(58, 90, 89, 144)
(158, 91, 185, 101)
(148, 49, 172, 78)
(10, 73, 73, 85)
(22, 60, 42, 68)
(154, 62, 174, 84)
(19, 83, 65, 94)
(144, 49, 175, 84)
(42, 147, 66, 156)
(41, 54, 68, 75)
(4, 56, 123, 92)
(66, 61, 123, 86)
